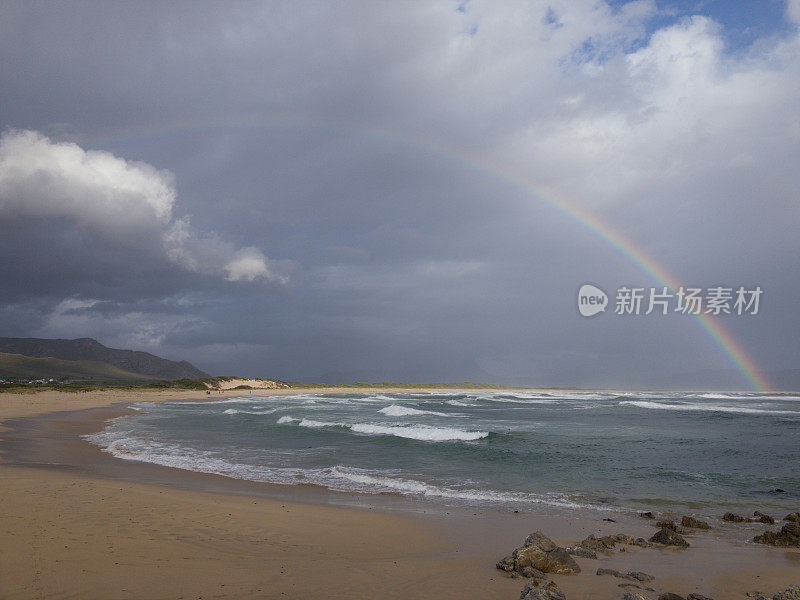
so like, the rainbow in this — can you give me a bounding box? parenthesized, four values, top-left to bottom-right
(84, 115, 771, 391)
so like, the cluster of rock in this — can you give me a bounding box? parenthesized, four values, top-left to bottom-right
(753, 521, 800, 547)
(497, 531, 581, 578)
(650, 527, 689, 547)
(564, 533, 651, 559)
(722, 511, 776, 524)
(496, 531, 579, 599)
(597, 567, 656, 593)
(497, 521, 800, 600)
(746, 585, 800, 600)
(519, 576, 566, 600)
(681, 516, 710, 529)
(713, 510, 800, 547)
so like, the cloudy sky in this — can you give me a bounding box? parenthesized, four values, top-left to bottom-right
(1, 1, 798, 389)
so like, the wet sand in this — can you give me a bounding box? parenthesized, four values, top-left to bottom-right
(1, 389, 798, 599)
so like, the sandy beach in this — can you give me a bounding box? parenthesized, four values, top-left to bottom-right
(1, 389, 799, 600)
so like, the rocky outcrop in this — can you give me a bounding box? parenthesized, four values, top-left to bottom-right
(657, 520, 680, 532)
(783, 512, 800, 523)
(650, 528, 689, 547)
(753, 522, 800, 547)
(565, 545, 597, 559)
(567, 533, 649, 556)
(595, 568, 654, 583)
(519, 576, 566, 600)
(622, 592, 653, 600)
(772, 585, 800, 600)
(681, 516, 710, 529)
(754, 511, 775, 524)
(747, 586, 800, 600)
(497, 531, 581, 576)
(722, 512, 752, 523)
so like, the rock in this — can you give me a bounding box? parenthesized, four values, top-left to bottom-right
(773, 584, 800, 600)
(753, 522, 800, 547)
(519, 577, 566, 600)
(623, 593, 653, 600)
(657, 520, 680, 532)
(497, 555, 515, 572)
(681, 516, 710, 529)
(686, 595, 714, 600)
(576, 532, 638, 553)
(722, 512, 752, 523)
(522, 590, 565, 600)
(633, 537, 651, 548)
(596, 568, 654, 583)
(640, 511, 655, 519)
(658, 594, 686, 600)
(517, 545, 580, 575)
(497, 531, 581, 576)
(604, 518, 617, 522)
(525, 531, 558, 551)
(614, 534, 637, 545)
(521, 566, 547, 579)
(754, 511, 775, 524)
(620, 583, 655, 592)
(565, 545, 597, 559)
(597, 567, 625, 578)
(650, 528, 690, 547)
(783, 512, 800, 523)
(745, 593, 769, 600)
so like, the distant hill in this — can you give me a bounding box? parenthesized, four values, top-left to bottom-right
(0, 337, 209, 380)
(0, 352, 154, 381)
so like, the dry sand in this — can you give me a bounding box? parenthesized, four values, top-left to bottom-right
(1, 389, 798, 599)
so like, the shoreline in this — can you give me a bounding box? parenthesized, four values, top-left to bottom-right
(1, 390, 799, 599)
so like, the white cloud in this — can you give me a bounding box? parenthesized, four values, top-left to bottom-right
(0, 129, 287, 285)
(788, 0, 800, 25)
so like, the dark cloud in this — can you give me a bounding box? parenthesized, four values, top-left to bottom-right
(0, 1, 797, 388)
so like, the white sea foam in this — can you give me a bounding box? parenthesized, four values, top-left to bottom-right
(224, 408, 278, 415)
(278, 416, 488, 441)
(82, 425, 597, 510)
(298, 418, 344, 428)
(349, 423, 487, 441)
(619, 400, 797, 415)
(446, 399, 472, 407)
(327, 466, 591, 508)
(378, 404, 453, 417)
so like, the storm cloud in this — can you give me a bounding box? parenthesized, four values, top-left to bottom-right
(0, 1, 797, 388)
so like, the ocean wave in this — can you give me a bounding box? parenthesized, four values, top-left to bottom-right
(446, 399, 472, 407)
(328, 466, 590, 508)
(82, 426, 597, 509)
(223, 408, 279, 415)
(378, 404, 454, 417)
(278, 416, 488, 441)
(349, 423, 487, 441)
(619, 400, 797, 416)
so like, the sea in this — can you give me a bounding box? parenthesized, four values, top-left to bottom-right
(84, 390, 800, 516)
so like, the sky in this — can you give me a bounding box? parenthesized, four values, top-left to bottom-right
(0, 1, 798, 390)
